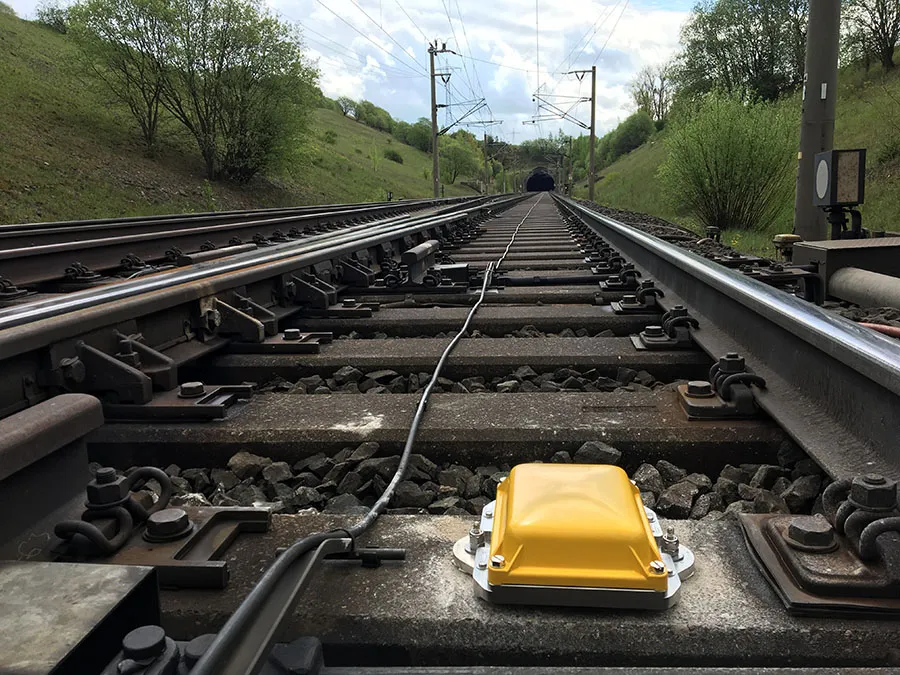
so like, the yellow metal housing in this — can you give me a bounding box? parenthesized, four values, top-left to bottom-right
(487, 464, 666, 591)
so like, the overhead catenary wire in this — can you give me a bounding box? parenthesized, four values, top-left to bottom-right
(191, 195, 543, 674)
(314, 0, 426, 78)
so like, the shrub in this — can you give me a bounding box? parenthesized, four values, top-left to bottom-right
(610, 111, 655, 159)
(0, 2, 16, 15)
(658, 91, 795, 231)
(323, 130, 337, 145)
(383, 147, 403, 164)
(876, 136, 900, 166)
(35, 0, 69, 32)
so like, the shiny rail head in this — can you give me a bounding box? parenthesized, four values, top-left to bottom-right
(555, 194, 900, 398)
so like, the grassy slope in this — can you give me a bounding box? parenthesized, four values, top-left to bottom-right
(0, 13, 471, 225)
(576, 62, 900, 256)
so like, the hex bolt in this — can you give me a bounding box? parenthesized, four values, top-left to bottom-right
(640, 280, 656, 289)
(490, 554, 505, 568)
(669, 305, 687, 317)
(95, 467, 118, 484)
(622, 294, 638, 304)
(118, 338, 134, 354)
(476, 558, 488, 571)
(121, 625, 167, 661)
(786, 514, 836, 550)
(283, 328, 302, 341)
(643, 325, 665, 338)
(342, 298, 357, 307)
(718, 352, 746, 373)
(849, 473, 897, 511)
(467, 526, 485, 554)
(484, 507, 494, 518)
(649, 560, 666, 574)
(59, 356, 86, 384)
(179, 381, 206, 398)
(662, 526, 682, 561)
(146, 508, 191, 540)
(686, 380, 714, 397)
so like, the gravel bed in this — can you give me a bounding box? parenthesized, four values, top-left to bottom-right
(258, 364, 672, 395)
(107, 438, 826, 521)
(830, 305, 900, 328)
(334, 326, 617, 340)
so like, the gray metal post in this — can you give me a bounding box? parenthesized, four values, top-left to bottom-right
(429, 44, 440, 198)
(793, 0, 841, 241)
(589, 66, 597, 202)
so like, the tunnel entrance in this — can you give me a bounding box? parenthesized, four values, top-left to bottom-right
(525, 167, 555, 192)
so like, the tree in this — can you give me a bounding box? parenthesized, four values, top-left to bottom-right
(337, 96, 356, 117)
(68, 0, 167, 152)
(631, 64, 673, 125)
(658, 91, 796, 231)
(673, 0, 807, 102)
(845, 0, 900, 70)
(0, 2, 17, 15)
(157, 0, 318, 181)
(439, 137, 479, 183)
(405, 118, 431, 152)
(35, 0, 69, 32)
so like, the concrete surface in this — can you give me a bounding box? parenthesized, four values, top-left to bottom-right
(88, 390, 783, 470)
(207, 337, 710, 382)
(159, 514, 900, 668)
(289, 305, 655, 337)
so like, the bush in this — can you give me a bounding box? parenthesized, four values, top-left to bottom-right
(0, 2, 16, 15)
(383, 147, 403, 164)
(658, 91, 795, 231)
(35, 0, 69, 32)
(610, 111, 655, 159)
(876, 136, 900, 166)
(323, 130, 337, 145)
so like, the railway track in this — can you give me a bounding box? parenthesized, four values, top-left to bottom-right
(2, 193, 900, 674)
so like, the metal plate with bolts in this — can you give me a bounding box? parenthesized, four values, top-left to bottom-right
(58, 506, 270, 589)
(226, 331, 334, 354)
(103, 384, 253, 421)
(740, 513, 900, 617)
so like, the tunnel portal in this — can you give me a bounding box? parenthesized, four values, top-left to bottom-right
(525, 167, 555, 192)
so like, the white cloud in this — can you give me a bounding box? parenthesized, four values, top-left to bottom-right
(7, 0, 691, 141)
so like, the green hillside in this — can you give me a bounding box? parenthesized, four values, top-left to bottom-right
(0, 12, 472, 225)
(578, 64, 900, 255)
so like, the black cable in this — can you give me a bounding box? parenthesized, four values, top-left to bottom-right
(192, 195, 543, 675)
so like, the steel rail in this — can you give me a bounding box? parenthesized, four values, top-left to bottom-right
(555, 194, 900, 480)
(0, 196, 469, 242)
(0, 198, 488, 287)
(0, 195, 526, 358)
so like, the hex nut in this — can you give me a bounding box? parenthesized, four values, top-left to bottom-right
(686, 381, 714, 397)
(179, 381, 206, 398)
(283, 329, 302, 341)
(718, 352, 745, 373)
(59, 357, 86, 384)
(86, 471, 129, 505)
(146, 508, 191, 539)
(643, 325, 665, 338)
(786, 514, 836, 550)
(849, 473, 897, 511)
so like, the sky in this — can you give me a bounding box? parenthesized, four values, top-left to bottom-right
(8, 0, 694, 142)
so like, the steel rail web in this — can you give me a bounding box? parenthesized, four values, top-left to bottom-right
(0, 195, 527, 357)
(556, 194, 900, 479)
